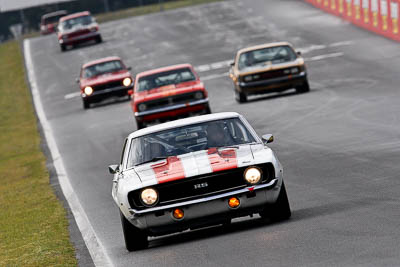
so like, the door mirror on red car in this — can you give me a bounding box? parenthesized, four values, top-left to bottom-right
(127, 89, 134, 96)
(75, 78, 80, 84)
(127, 66, 132, 71)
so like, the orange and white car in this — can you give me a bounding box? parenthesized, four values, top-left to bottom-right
(131, 64, 211, 129)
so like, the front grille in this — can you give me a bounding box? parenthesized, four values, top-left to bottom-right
(92, 80, 123, 91)
(144, 91, 201, 110)
(128, 163, 275, 210)
(67, 29, 91, 38)
(244, 68, 295, 82)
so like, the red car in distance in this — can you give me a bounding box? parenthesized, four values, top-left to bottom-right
(57, 11, 102, 51)
(40, 10, 67, 35)
(78, 57, 134, 109)
(131, 64, 211, 129)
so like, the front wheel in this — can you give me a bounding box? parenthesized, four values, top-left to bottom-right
(96, 35, 103, 43)
(120, 211, 148, 251)
(135, 119, 145, 130)
(259, 181, 291, 221)
(235, 90, 247, 103)
(205, 104, 212, 114)
(296, 80, 310, 93)
(83, 99, 90, 109)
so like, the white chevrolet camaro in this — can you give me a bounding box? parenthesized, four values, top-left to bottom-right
(109, 112, 291, 251)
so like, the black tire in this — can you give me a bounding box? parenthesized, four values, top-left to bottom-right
(259, 181, 291, 221)
(235, 90, 247, 103)
(136, 119, 145, 130)
(60, 44, 66, 52)
(205, 104, 212, 114)
(83, 99, 90, 109)
(296, 80, 310, 93)
(96, 35, 103, 43)
(120, 211, 148, 251)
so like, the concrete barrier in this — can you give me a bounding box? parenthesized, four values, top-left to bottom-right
(305, 0, 400, 42)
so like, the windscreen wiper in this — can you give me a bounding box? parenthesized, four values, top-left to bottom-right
(134, 156, 167, 166)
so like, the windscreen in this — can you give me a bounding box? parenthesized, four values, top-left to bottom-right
(83, 60, 124, 78)
(61, 15, 94, 30)
(126, 118, 257, 168)
(238, 45, 297, 70)
(137, 67, 196, 92)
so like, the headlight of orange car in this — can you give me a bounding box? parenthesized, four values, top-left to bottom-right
(123, 77, 132, 87)
(84, 86, 93, 95)
(140, 188, 158, 206)
(138, 103, 147, 111)
(244, 167, 262, 185)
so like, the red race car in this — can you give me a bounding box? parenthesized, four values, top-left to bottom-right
(131, 63, 211, 129)
(57, 11, 102, 52)
(40, 10, 67, 35)
(78, 56, 134, 109)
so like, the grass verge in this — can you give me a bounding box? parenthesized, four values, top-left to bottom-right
(0, 41, 77, 266)
(95, 0, 225, 23)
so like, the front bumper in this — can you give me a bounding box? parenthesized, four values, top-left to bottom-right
(238, 72, 307, 94)
(127, 178, 280, 236)
(82, 85, 133, 102)
(60, 31, 100, 45)
(134, 98, 209, 122)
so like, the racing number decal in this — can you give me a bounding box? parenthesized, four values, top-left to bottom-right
(391, 1, 399, 33)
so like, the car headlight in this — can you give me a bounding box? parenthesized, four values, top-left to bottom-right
(244, 75, 253, 82)
(84, 86, 93, 95)
(244, 167, 262, 185)
(138, 103, 147, 111)
(290, 67, 299, 74)
(123, 77, 132, 87)
(194, 91, 203, 99)
(140, 188, 158, 206)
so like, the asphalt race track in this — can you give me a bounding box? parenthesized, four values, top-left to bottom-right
(25, 0, 400, 266)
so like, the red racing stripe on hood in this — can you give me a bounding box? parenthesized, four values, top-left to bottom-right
(207, 148, 238, 172)
(151, 156, 185, 184)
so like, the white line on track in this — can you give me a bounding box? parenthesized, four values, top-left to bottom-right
(24, 40, 113, 267)
(305, 52, 344, 61)
(64, 92, 81, 99)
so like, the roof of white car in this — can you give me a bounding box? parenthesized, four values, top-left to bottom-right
(128, 112, 241, 139)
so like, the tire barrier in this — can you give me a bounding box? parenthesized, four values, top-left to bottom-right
(305, 0, 400, 42)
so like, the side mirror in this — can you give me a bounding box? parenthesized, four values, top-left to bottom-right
(127, 66, 132, 71)
(127, 89, 134, 96)
(230, 61, 235, 67)
(296, 51, 302, 56)
(108, 164, 119, 174)
(75, 78, 80, 84)
(261, 134, 274, 144)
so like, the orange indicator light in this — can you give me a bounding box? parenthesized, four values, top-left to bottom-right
(173, 208, 184, 220)
(228, 197, 240, 208)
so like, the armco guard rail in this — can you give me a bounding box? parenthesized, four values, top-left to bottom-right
(305, 0, 400, 42)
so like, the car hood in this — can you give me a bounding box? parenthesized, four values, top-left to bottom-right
(238, 58, 304, 76)
(80, 71, 131, 87)
(134, 81, 203, 103)
(132, 143, 276, 187)
(60, 22, 98, 34)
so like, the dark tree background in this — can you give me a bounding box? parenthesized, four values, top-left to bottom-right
(0, 0, 173, 41)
